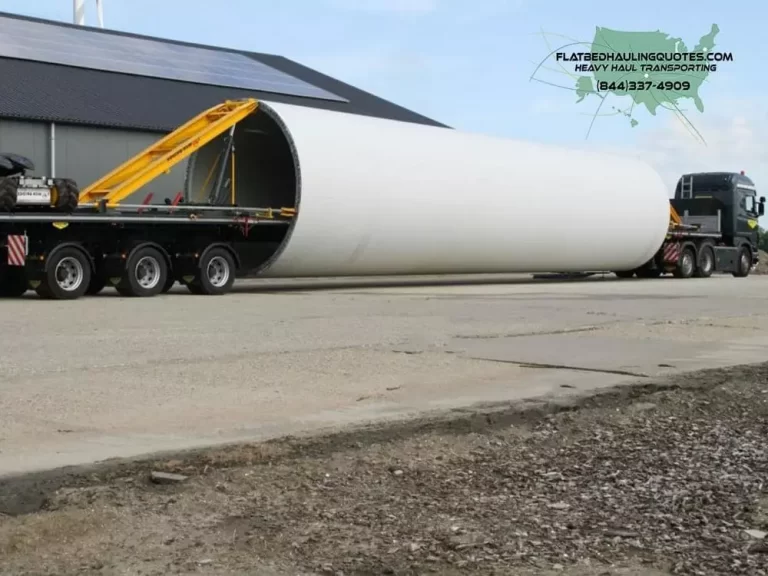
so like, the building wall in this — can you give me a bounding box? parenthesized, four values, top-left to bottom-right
(0, 119, 187, 204)
(0, 119, 50, 176)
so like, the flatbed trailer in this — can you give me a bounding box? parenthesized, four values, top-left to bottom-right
(0, 202, 295, 299)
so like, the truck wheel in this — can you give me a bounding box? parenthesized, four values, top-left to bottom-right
(86, 272, 108, 295)
(634, 257, 662, 278)
(0, 177, 18, 211)
(52, 178, 80, 212)
(637, 266, 662, 278)
(613, 270, 635, 278)
(185, 281, 205, 295)
(732, 246, 752, 278)
(694, 245, 714, 278)
(673, 246, 695, 279)
(35, 247, 91, 300)
(186, 247, 236, 295)
(161, 276, 176, 294)
(0, 268, 28, 297)
(116, 246, 168, 297)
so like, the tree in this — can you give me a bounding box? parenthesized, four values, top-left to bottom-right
(759, 227, 768, 253)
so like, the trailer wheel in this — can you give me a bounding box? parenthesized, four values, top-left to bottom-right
(613, 270, 635, 278)
(637, 266, 662, 278)
(673, 246, 695, 279)
(694, 245, 714, 278)
(35, 247, 91, 300)
(187, 247, 236, 295)
(86, 272, 108, 295)
(52, 178, 80, 212)
(634, 257, 662, 278)
(161, 276, 176, 294)
(0, 268, 28, 297)
(185, 281, 205, 295)
(0, 177, 18, 211)
(116, 246, 168, 297)
(732, 246, 752, 278)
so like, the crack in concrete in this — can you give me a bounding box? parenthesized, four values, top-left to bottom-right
(453, 325, 610, 340)
(466, 357, 649, 378)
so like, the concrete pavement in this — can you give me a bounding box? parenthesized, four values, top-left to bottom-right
(1, 273, 767, 476)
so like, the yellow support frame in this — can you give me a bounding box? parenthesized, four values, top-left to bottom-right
(669, 203, 682, 226)
(79, 98, 259, 208)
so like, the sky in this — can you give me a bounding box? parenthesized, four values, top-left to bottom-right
(0, 0, 765, 219)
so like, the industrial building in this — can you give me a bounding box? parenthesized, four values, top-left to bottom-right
(0, 11, 445, 202)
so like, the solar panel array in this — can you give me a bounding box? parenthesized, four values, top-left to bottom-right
(0, 15, 348, 102)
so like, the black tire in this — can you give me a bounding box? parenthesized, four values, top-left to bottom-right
(52, 178, 79, 212)
(613, 270, 635, 278)
(732, 246, 752, 278)
(86, 272, 108, 295)
(185, 281, 206, 295)
(0, 267, 28, 297)
(694, 244, 715, 278)
(161, 275, 176, 294)
(673, 246, 695, 279)
(0, 177, 18, 212)
(634, 257, 662, 279)
(35, 246, 91, 300)
(637, 266, 662, 278)
(186, 247, 236, 295)
(115, 245, 168, 297)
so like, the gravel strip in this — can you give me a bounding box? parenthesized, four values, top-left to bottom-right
(1, 363, 767, 576)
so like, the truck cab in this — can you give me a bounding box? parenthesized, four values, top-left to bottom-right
(672, 171, 764, 254)
(618, 170, 764, 280)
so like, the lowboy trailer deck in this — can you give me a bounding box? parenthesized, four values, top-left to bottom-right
(0, 203, 294, 299)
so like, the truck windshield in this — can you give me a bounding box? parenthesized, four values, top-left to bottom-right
(689, 174, 733, 193)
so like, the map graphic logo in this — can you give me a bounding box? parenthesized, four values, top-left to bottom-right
(530, 25, 733, 144)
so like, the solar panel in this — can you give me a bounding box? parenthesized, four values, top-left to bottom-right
(0, 15, 349, 103)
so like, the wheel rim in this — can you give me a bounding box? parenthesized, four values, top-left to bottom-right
(741, 252, 750, 271)
(207, 256, 230, 288)
(703, 251, 713, 272)
(683, 252, 694, 276)
(55, 257, 84, 292)
(135, 256, 161, 289)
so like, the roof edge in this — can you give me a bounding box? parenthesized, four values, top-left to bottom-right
(0, 10, 449, 128)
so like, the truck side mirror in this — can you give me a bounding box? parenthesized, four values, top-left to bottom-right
(760, 203, 765, 217)
(760, 196, 766, 203)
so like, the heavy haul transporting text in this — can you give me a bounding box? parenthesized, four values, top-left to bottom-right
(557, 50, 733, 73)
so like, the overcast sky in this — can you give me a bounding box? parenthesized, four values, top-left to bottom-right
(1, 0, 764, 212)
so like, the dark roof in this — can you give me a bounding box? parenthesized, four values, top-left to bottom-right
(0, 11, 448, 132)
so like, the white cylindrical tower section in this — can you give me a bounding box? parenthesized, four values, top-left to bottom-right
(186, 101, 671, 277)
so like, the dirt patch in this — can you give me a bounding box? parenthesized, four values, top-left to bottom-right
(1, 363, 768, 575)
